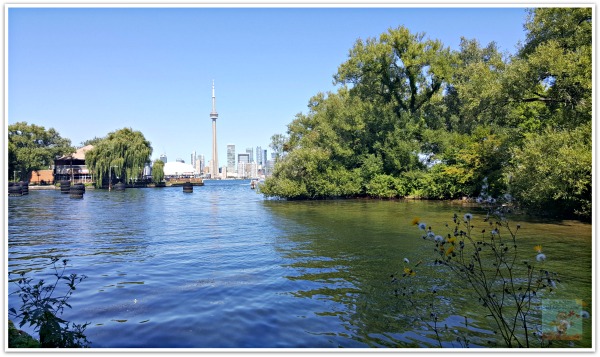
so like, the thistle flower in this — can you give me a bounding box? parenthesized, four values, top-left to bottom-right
(536, 253, 547, 262)
(464, 213, 473, 221)
(418, 223, 427, 230)
(411, 217, 420, 226)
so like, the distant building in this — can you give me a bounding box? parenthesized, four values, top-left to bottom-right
(246, 147, 254, 162)
(256, 146, 263, 165)
(238, 153, 250, 165)
(227, 144, 236, 175)
(176, 158, 184, 163)
(159, 154, 167, 163)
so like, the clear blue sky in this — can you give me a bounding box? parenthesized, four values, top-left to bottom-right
(7, 6, 529, 165)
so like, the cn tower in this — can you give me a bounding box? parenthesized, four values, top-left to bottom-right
(210, 80, 219, 178)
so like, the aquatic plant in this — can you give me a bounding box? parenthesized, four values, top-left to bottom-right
(8, 257, 90, 348)
(397, 210, 569, 347)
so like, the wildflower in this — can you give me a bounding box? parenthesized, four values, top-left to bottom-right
(447, 236, 456, 244)
(534, 245, 543, 253)
(445, 246, 455, 256)
(418, 223, 427, 230)
(427, 231, 436, 239)
(411, 217, 420, 226)
(536, 253, 547, 262)
(491, 229, 499, 236)
(581, 311, 590, 319)
(403, 267, 415, 277)
(434, 235, 445, 243)
(464, 213, 473, 221)
(403, 257, 410, 264)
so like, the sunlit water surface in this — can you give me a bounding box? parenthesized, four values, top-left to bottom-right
(7, 180, 592, 348)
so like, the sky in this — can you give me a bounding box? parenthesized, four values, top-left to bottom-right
(7, 5, 529, 166)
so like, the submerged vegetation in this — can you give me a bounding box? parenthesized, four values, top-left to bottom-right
(260, 8, 592, 221)
(394, 208, 590, 348)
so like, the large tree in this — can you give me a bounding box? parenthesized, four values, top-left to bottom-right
(8, 122, 74, 182)
(85, 128, 152, 188)
(334, 26, 455, 120)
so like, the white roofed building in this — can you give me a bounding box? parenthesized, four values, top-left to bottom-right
(163, 161, 196, 178)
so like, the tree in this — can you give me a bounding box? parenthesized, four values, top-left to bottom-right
(509, 123, 591, 220)
(85, 128, 152, 188)
(506, 8, 592, 129)
(151, 159, 165, 184)
(334, 26, 455, 119)
(8, 122, 74, 182)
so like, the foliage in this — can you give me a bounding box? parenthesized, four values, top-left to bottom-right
(396, 211, 584, 347)
(85, 127, 153, 188)
(9, 258, 90, 348)
(261, 8, 591, 220)
(8, 320, 40, 348)
(8, 122, 74, 182)
(509, 123, 591, 220)
(151, 159, 165, 184)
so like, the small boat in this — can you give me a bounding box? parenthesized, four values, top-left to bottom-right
(250, 179, 258, 189)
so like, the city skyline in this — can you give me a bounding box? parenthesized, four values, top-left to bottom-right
(7, 6, 529, 164)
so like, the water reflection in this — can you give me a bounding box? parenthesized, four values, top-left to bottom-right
(264, 199, 592, 348)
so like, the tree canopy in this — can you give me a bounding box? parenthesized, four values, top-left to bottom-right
(85, 128, 153, 188)
(8, 122, 74, 182)
(261, 8, 592, 220)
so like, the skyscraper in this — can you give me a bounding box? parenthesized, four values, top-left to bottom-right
(210, 80, 219, 178)
(246, 147, 254, 163)
(256, 146, 263, 165)
(227, 144, 236, 175)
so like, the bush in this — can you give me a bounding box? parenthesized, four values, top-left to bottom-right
(9, 258, 90, 348)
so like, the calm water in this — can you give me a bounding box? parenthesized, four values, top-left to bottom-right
(7, 180, 592, 348)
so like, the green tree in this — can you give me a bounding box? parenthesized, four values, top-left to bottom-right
(509, 123, 591, 220)
(8, 122, 74, 182)
(506, 8, 592, 130)
(334, 26, 455, 119)
(85, 128, 152, 188)
(151, 159, 165, 184)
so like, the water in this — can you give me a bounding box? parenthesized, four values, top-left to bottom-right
(7, 180, 592, 348)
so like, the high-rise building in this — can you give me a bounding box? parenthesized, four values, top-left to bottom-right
(210, 80, 219, 178)
(227, 144, 236, 175)
(246, 148, 254, 162)
(159, 154, 167, 163)
(256, 146, 262, 165)
(238, 153, 250, 165)
(262, 150, 267, 168)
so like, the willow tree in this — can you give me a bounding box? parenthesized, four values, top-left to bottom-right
(151, 159, 165, 184)
(85, 128, 152, 188)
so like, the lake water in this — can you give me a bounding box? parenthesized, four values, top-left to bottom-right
(7, 180, 592, 349)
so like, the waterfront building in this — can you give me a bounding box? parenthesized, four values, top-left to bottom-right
(210, 80, 219, 178)
(53, 145, 94, 183)
(227, 144, 236, 175)
(246, 147, 254, 162)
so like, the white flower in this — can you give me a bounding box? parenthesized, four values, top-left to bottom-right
(536, 253, 547, 262)
(403, 258, 410, 264)
(464, 213, 473, 221)
(491, 229, 499, 236)
(581, 311, 590, 319)
(434, 235, 445, 243)
(418, 223, 427, 230)
(427, 231, 436, 239)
